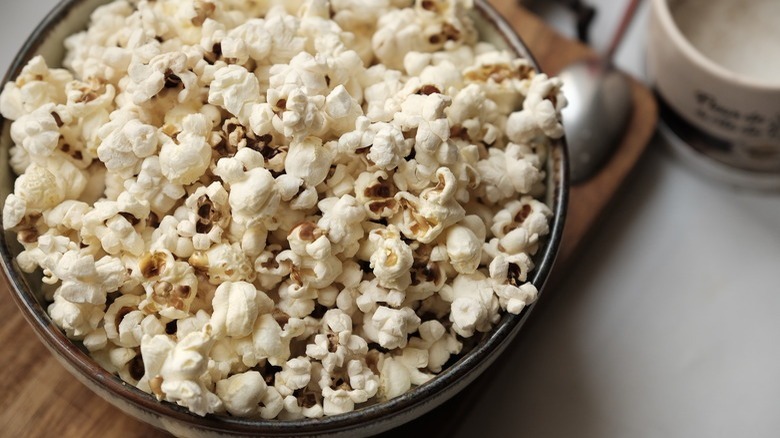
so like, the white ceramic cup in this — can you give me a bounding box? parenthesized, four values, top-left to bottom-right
(647, 0, 780, 173)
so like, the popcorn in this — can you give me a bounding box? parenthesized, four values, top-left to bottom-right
(442, 272, 500, 337)
(159, 327, 223, 416)
(378, 356, 411, 400)
(96, 115, 158, 178)
(506, 73, 566, 143)
(284, 136, 333, 187)
(368, 225, 414, 291)
(275, 357, 312, 397)
(215, 149, 280, 227)
(318, 195, 366, 257)
(220, 20, 273, 65)
(247, 315, 285, 366)
(210, 281, 270, 338)
(137, 250, 199, 319)
(159, 114, 213, 185)
(366, 123, 412, 170)
(215, 371, 267, 417)
(48, 295, 104, 338)
(0, 56, 72, 120)
(463, 50, 534, 114)
(1, 0, 561, 420)
(306, 309, 368, 373)
(208, 65, 261, 125)
(355, 171, 398, 220)
(366, 306, 421, 350)
(128, 51, 199, 105)
(2, 194, 27, 230)
(408, 320, 462, 373)
(392, 167, 465, 243)
(53, 251, 126, 305)
(103, 294, 143, 347)
(490, 197, 552, 255)
(445, 224, 482, 274)
(9, 104, 61, 162)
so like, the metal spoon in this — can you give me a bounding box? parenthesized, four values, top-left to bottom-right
(559, 0, 642, 183)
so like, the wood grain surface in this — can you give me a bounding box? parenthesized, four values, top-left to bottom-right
(0, 3, 657, 437)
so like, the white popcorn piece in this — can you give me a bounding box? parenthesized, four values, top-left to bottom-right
(325, 85, 363, 137)
(368, 225, 414, 291)
(177, 181, 231, 251)
(407, 320, 462, 373)
(490, 197, 552, 255)
(378, 356, 411, 401)
(9, 104, 61, 162)
(210, 281, 269, 338)
(284, 136, 333, 187)
(8, 144, 32, 175)
(355, 171, 397, 220)
(395, 92, 452, 157)
(215, 371, 267, 417)
(355, 278, 406, 315)
(151, 215, 195, 259)
(392, 167, 465, 244)
(48, 295, 104, 338)
(208, 65, 261, 125)
(258, 385, 285, 420)
(344, 358, 380, 402)
(366, 123, 410, 171)
(12, 163, 65, 213)
(220, 20, 273, 65)
(198, 242, 256, 284)
(125, 156, 186, 216)
(159, 114, 213, 185)
(251, 314, 289, 366)
(318, 195, 366, 258)
(506, 73, 566, 143)
(442, 272, 500, 337)
(0, 56, 72, 120)
(362, 66, 405, 122)
(53, 251, 126, 306)
(80, 200, 145, 256)
(488, 253, 538, 314)
(445, 224, 482, 274)
(215, 149, 280, 227)
(2, 194, 26, 230)
(306, 309, 368, 374)
(366, 306, 421, 350)
(275, 357, 312, 397)
(83, 328, 108, 352)
(475, 147, 516, 204)
(372, 9, 426, 71)
(128, 51, 198, 105)
(103, 294, 143, 347)
(176, 309, 213, 340)
(138, 333, 176, 397)
(321, 386, 354, 416)
(159, 327, 223, 416)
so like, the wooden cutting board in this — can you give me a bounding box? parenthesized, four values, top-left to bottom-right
(0, 3, 657, 437)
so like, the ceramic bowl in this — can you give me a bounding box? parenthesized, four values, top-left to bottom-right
(0, 1, 568, 436)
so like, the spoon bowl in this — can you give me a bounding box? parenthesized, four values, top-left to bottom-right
(560, 58, 634, 183)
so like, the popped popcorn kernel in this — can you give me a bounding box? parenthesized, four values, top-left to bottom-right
(1, 0, 561, 419)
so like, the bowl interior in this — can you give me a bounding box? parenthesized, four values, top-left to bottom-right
(0, 0, 568, 436)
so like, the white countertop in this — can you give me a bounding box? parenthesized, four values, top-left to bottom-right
(2, 1, 779, 437)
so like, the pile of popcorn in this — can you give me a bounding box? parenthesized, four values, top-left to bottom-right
(1, 0, 564, 419)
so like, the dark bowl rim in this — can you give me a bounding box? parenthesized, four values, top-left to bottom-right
(0, 0, 569, 435)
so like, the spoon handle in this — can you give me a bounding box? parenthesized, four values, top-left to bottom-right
(604, 0, 643, 62)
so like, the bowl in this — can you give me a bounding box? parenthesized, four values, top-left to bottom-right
(0, 0, 568, 436)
